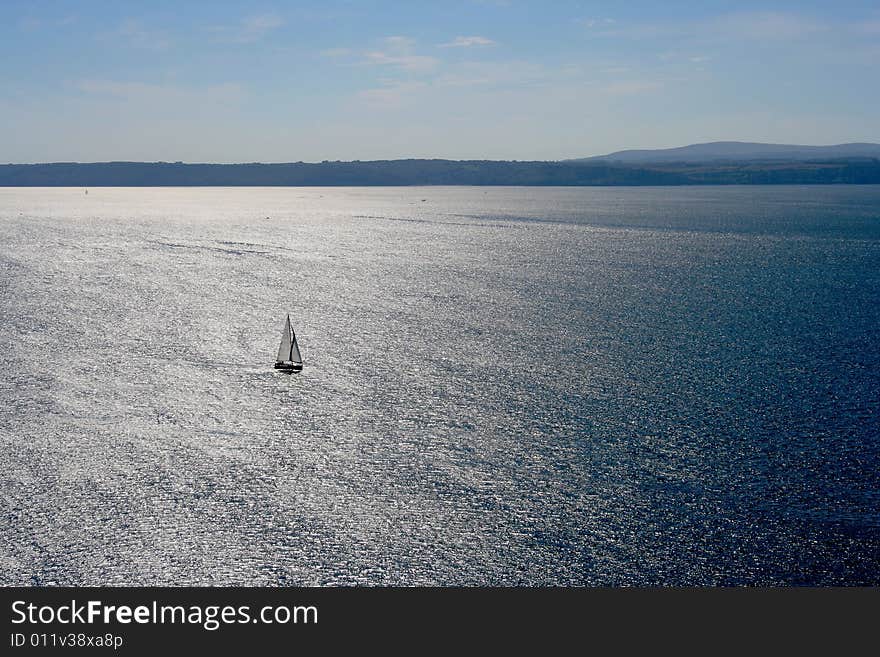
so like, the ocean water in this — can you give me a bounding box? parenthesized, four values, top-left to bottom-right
(1, 185, 878, 586)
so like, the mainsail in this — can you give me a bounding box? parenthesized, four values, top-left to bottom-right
(276, 314, 302, 364)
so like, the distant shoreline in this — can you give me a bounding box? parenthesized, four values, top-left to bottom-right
(2, 158, 880, 186)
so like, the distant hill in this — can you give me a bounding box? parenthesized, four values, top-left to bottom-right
(1, 156, 880, 186)
(576, 141, 880, 163)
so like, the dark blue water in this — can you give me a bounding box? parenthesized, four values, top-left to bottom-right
(1, 185, 878, 585)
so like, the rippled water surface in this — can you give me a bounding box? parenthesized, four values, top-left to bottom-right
(1, 185, 879, 585)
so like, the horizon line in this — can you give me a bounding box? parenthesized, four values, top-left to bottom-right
(5, 140, 880, 167)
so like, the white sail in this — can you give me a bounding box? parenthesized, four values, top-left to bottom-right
(276, 315, 292, 363)
(290, 332, 303, 364)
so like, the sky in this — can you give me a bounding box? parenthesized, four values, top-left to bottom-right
(1, 0, 879, 163)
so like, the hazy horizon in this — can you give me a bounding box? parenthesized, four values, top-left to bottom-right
(3, 139, 880, 166)
(2, 1, 879, 163)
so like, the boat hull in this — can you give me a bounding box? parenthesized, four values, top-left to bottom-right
(274, 362, 303, 372)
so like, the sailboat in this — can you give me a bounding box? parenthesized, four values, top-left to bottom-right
(274, 314, 303, 372)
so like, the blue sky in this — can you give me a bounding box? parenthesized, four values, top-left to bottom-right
(1, 0, 878, 162)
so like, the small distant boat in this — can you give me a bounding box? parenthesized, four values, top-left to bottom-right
(274, 314, 303, 372)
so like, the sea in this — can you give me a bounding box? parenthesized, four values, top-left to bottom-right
(1, 185, 878, 586)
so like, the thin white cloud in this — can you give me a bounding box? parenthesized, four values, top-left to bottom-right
(382, 36, 416, 50)
(207, 13, 284, 44)
(711, 11, 824, 40)
(117, 19, 171, 51)
(439, 36, 496, 48)
(19, 14, 78, 31)
(241, 14, 283, 40)
(579, 18, 616, 29)
(434, 60, 553, 88)
(360, 37, 439, 72)
(362, 51, 439, 72)
(588, 11, 825, 42)
(602, 80, 663, 96)
(320, 48, 352, 58)
(75, 79, 244, 105)
(358, 80, 428, 108)
(657, 52, 711, 64)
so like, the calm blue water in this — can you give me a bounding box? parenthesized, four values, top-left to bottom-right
(1, 185, 878, 585)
